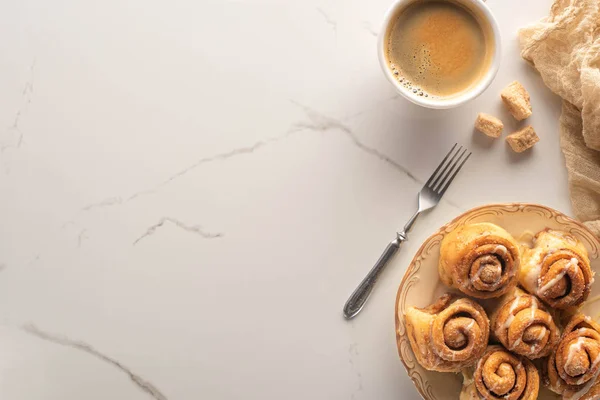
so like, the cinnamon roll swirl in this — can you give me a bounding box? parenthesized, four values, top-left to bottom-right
(520, 229, 593, 310)
(460, 345, 539, 400)
(439, 223, 521, 299)
(404, 294, 489, 372)
(546, 314, 600, 400)
(490, 287, 560, 359)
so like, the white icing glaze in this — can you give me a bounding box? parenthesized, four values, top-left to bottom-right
(509, 297, 521, 314)
(523, 248, 543, 291)
(461, 369, 474, 386)
(503, 315, 515, 330)
(568, 354, 600, 400)
(522, 231, 578, 294)
(539, 270, 569, 294)
(536, 328, 546, 342)
(530, 297, 537, 320)
(466, 320, 475, 331)
(525, 266, 541, 291)
(502, 296, 521, 330)
(494, 245, 508, 257)
(511, 337, 522, 350)
(538, 258, 579, 295)
(543, 232, 573, 250)
(566, 338, 585, 367)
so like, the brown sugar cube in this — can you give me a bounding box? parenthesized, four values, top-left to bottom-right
(475, 113, 504, 138)
(501, 81, 532, 121)
(506, 126, 539, 152)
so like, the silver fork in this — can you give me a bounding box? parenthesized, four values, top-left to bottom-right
(343, 144, 471, 320)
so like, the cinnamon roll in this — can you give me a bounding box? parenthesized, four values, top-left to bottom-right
(546, 314, 600, 399)
(520, 229, 593, 309)
(439, 222, 521, 299)
(404, 294, 489, 372)
(459, 345, 539, 400)
(490, 288, 560, 359)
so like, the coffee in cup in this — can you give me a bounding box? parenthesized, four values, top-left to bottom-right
(379, 0, 499, 107)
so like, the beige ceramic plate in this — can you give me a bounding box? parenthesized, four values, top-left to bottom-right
(395, 203, 600, 400)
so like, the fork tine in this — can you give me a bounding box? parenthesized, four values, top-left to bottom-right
(434, 147, 468, 192)
(439, 151, 472, 196)
(424, 143, 458, 188)
(430, 145, 463, 190)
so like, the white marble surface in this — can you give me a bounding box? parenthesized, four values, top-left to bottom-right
(0, 0, 570, 399)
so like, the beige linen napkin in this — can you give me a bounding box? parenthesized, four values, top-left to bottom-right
(519, 0, 600, 236)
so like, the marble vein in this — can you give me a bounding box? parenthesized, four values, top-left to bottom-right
(342, 94, 401, 122)
(77, 229, 88, 248)
(77, 101, 464, 215)
(80, 130, 301, 211)
(82, 196, 123, 211)
(290, 101, 419, 182)
(445, 199, 463, 211)
(27, 253, 41, 266)
(1, 59, 35, 153)
(362, 22, 378, 37)
(22, 324, 168, 400)
(142, 139, 281, 194)
(348, 342, 363, 399)
(133, 217, 223, 245)
(316, 8, 337, 34)
(291, 102, 466, 210)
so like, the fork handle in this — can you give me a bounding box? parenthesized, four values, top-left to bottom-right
(343, 234, 406, 320)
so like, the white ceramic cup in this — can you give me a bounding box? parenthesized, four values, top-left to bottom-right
(377, 0, 501, 109)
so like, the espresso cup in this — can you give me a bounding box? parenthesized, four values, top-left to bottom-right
(378, 0, 501, 109)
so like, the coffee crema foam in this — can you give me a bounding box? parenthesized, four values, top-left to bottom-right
(385, 0, 494, 99)
(389, 61, 432, 99)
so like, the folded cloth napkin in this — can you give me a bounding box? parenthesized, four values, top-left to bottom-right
(519, 0, 600, 236)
